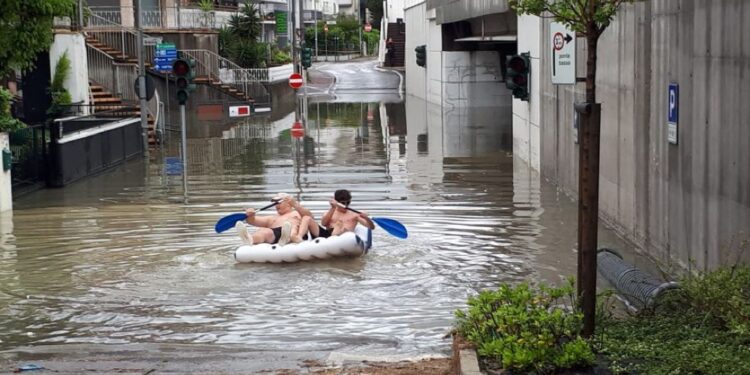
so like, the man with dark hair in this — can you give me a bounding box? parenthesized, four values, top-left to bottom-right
(293, 189, 374, 241)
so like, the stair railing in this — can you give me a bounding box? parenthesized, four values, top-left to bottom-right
(179, 49, 270, 99)
(87, 45, 139, 104)
(85, 13, 155, 67)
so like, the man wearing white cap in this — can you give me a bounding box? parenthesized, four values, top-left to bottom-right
(235, 193, 312, 246)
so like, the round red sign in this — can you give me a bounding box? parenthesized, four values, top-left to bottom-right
(288, 73, 303, 89)
(364, 23, 372, 32)
(291, 121, 304, 138)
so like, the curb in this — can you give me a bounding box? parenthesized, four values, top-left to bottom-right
(373, 64, 404, 94)
(452, 333, 484, 375)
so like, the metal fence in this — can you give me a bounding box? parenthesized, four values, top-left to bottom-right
(8, 124, 49, 195)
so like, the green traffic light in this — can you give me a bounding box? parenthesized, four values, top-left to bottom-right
(177, 90, 189, 105)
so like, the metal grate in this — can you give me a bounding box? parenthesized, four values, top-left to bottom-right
(597, 248, 679, 310)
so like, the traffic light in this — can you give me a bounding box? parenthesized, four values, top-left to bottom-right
(173, 58, 195, 105)
(301, 47, 312, 69)
(415, 45, 426, 68)
(505, 53, 530, 101)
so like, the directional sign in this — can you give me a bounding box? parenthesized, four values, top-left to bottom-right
(551, 22, 575, 85)
(154, 43, 177, 73)
(668, 83, 679, 144)
(144, 36, 163, 46)
(229, 105, 251, 117)
(288, 72, 303, 89)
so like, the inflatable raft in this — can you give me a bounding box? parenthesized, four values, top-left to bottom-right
(234, 225, 373, 263)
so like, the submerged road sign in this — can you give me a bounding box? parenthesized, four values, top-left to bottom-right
(551, 22, 575, 85)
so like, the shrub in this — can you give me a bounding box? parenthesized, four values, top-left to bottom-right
(48, 51, 72, 116)
(455, 279, 595, 373)
(0, 87, 25, 132)
(596, 264, 750, 374)
(682, 264, 750, 338)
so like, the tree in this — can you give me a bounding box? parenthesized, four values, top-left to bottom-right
(228, 1, 262, 41)
(0, 0, 75, 77)
(365, 0, 383, 28)
(509, 0, 638, 337)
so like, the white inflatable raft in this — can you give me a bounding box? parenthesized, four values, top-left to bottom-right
(234, 225, 373, 263)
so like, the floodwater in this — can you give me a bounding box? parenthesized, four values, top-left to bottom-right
(0, 95, 632, 361)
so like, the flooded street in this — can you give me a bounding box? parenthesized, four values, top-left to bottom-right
(0, 60, 632, 371)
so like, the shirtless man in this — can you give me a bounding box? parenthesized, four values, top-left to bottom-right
(295, 189, 375, 240)
(235, 193, 313, 246)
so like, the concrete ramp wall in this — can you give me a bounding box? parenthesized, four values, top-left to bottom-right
(537, 0, 750, 271)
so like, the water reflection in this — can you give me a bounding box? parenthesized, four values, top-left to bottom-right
(0, 95, 633, 359)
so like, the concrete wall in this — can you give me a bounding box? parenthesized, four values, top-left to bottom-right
(512, 14, 541, 170)
(528, 0, 750, 270)
(386, 0, 405, 22)
(50, 33, 90, 107)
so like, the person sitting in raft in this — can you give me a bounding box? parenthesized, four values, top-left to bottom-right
(235, 193, 314, 246)
(294, 189, 375, 241)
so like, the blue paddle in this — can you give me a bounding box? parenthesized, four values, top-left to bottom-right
(214, 201, 280, 233)
(346, 207, 408, 239)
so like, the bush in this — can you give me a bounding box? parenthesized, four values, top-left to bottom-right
(0, 87, 25, 132)
(682, 264, 750, 337)
(455, 279, 595, 373)
(596, 264, 750, 374)
(48, 51, 72, 116)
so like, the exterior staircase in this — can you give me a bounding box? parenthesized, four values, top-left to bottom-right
(89, 84, 158, 145)
(386, 22, 406, 67)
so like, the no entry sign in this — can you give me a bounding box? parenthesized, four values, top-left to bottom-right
(291, 121, 304, 138)
(288, 73, 303, 89)
(364, 23, 372, 32)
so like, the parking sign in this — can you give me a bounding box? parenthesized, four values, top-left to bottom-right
(668, 83, 678, 144)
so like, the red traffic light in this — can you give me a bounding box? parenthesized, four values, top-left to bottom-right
(173, 59, 190, 76)
(508, 56, 528, 72)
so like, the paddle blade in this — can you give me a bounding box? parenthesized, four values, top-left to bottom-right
(215, 213, 247, 233)
(372, 217, 408, 239)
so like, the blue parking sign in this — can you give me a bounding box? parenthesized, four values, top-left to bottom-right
(668, 83, 678, 144)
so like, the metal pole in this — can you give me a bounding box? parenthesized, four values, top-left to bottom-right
(176, 0, 181, 29)
(299, 0, 305, 74)
(291, 0, 298, 74)
(136, 0, 149, 157)
(314, 0, 318, 58)
(180, 103, 188, 195)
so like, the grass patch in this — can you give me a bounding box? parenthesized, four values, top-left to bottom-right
(595, 265, 750, 374)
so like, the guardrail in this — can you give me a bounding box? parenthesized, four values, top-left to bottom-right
(85, 13, 155, 65)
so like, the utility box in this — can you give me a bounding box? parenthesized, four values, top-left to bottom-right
(2, 148, 10, 171)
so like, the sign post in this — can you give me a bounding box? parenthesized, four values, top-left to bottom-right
(551, 22, 576, 85)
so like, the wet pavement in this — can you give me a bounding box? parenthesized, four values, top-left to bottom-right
(0, 58, 636, 373)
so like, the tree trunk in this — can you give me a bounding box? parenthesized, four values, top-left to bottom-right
(577, 30, 600, 338)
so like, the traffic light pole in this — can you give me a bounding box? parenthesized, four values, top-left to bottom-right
(180, 103, 188, 195)
(136, 0, 149, 157)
